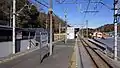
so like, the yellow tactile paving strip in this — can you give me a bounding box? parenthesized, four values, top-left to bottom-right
(69, 45, 76, 68)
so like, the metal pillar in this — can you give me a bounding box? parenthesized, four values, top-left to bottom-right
(12, 0, 16, 54)
(81, 25, 84, 38)
(65, 21, 67, 43)
(86, 20, 88, 38)
(49, 0, 53, 56)
(64, 9, 67, 43)
(59, 22, 61, 40)
(114, 0, 118, 60)
(10, 6, 12, 27)
(45, 19, 48, 29)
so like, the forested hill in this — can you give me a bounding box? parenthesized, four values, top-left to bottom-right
(0, 0, 66, 33)
(96, 23, 120, 32)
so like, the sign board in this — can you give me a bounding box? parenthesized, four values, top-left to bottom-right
(16, 32, 22, 39)
(67, 27, 75, 39)
(40, 32, 48, 48)
(39, 31, 49, 62)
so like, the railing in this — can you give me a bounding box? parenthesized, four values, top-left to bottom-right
(54, 33, 65, 41)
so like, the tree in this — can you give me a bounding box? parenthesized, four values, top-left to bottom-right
(0, 0, 66, 33)
(0, 0, 11, 21)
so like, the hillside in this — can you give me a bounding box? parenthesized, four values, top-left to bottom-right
(0, 0, 66, 33)
(96, 23, 120, 32)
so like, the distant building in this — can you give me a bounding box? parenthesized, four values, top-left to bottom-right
(92, 31, 108, 38)
(93, 32, 102, 38)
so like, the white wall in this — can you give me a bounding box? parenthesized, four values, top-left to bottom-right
(67, 27, 75, 39)
(0, 39, 37, 58)
(0, 41, 12, 57)
(20, 40, 29, 52)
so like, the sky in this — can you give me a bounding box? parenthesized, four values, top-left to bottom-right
(29, 0, 114, 29)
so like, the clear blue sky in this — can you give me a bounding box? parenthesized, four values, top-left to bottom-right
(29, 0, 114, 28)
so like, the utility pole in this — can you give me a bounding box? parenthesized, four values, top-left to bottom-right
(45, 19, 48, 29)
(12, 0, 16, 54)
(86, 20, 88, 38)
(64, 9, 67, 43)
(49, 0, 53, 56)
(114, 0, 119, 60)
(10, 6, 12, 27)
(79, 24, 81, 34)
(35, 0, 53, 55)
(81, 25, 84, 38)
(59, 22, 61, 40)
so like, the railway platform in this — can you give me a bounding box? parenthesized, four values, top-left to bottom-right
(0, 39, 75, 68)
(0, 36, 120, 68)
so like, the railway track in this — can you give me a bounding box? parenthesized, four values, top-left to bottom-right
(78, 36, 113, 68)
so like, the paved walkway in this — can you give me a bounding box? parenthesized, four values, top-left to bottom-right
(0, 39, 75, 68)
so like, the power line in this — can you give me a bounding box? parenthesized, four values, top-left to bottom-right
(35, 0, 49, 8)
(93, 0, 103, 15)
(55, 0, 100, 24)
(56, 0, 66, 4)
(82, 0, 114, 21)
(84, 10, 99, 13)
(83, 0, 91, 22)
(56, 0, 104, 4)
(93, 0, 102, 10)
(42, 0, 49, 5)
(100, 2, 113, 10)
(56, 0, 78, 4)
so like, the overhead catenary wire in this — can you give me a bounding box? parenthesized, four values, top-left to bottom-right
(35, 0, 49, 8)
(82, 0, 113, 22)
(42, 0, 49, 5)
(93, 0, 103, 15)
(100, 2, 113, 10)
(82, 0, 91, 22)
(35, 0, 62, 21)
(56, 0, 78, 4)
(56, 0, 66, 4)
(93, 0, 102, 10)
